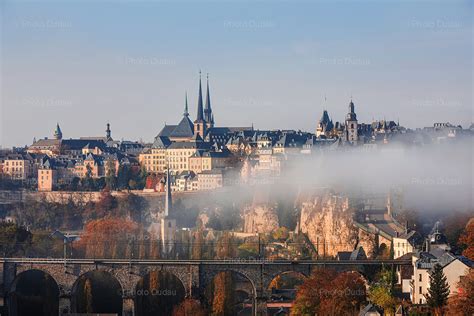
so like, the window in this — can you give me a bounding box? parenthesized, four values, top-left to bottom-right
(419, 274, 422, 282)
(419, 286, 422, 294)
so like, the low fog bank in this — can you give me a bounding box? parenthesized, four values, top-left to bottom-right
(285, 139, 473, 213)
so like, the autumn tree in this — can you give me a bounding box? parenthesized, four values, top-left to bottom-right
(192, 229, 205, 260)
(319, 271, 367, 316)
(368, 267, 397, 314)
(269, 272, 305, 290)
(291, 268, 366, 316)
(208, 233, 240, 315)
(84, 278, 93, 313)
(446, 268, 474, 316)
(216, 232, 237, 259)
(458, 219, 474, 260)
(442, 212, 473, 254)
(76, 218, 146, 258)
(272, 226, 289, 241)
(172, 299, 208, 316)
(427, 264, 450, 316)
(211, 271, 234, 316)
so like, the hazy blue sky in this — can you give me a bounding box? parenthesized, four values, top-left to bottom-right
(1, 0, 472, 147)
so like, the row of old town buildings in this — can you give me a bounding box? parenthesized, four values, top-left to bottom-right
(0, 76, 472, 315)
(1, 74, 473, 192)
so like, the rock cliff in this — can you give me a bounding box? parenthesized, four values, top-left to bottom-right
(299, 191, 361, 257)
(243, 187, 279, 233)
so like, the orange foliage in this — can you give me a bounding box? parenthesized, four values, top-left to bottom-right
(212, 271, 234, 315)
(172, 299, 207, 316)
(459, 219, 474, 261)
(76, 218, 141, 258)
(291, 269, 366, 316)
(446, 269, 474, 316)
(145, 174, 159, 190)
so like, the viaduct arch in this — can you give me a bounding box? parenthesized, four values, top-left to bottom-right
(0, 258, 409, 316)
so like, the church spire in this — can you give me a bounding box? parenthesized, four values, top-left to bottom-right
(165, 166, 172, 217)
(196, 71, 204, 122)
(54, 123, 62, 140)
(194, 71, 206, 137)
(184, 91, 189, 117)
(204, 73, 214, 126)
(106, 122, 111, 140)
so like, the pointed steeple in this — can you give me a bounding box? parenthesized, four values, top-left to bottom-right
(165, 166, 172, 217)
(54, 123, 62, 140)
(204, 73, 213, 124)
(106, 122, 111, 140)
(184, 91, 189, 117)
(346, 98, 357, 121)
(196, 71, 204, 122)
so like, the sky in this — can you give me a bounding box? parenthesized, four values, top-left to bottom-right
(1, 0, 472, 147)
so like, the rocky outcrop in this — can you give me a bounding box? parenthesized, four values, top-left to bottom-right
(243, 204, 279, 233)
(243, 187, 279, 233)
(299, 192, 360, 257)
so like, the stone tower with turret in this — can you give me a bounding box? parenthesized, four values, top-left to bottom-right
(345, 99, 358, 144)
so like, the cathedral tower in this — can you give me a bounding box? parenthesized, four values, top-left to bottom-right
(345, 99, 358, 144)
(204, 73, 214, 129)
(54, 123, 62, 140)
(194, 71, 207, 137)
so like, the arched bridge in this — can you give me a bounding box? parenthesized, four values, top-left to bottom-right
(0, 258, 411, 316)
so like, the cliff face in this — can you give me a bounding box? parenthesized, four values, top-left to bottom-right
(242, 186, 280, 234)
(299, 193, 360, 257)
(243, 204, 279, 233)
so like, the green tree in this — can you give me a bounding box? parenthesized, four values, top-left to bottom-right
(272, 226, 289, 241)
(368, 268, 397, 315)
(117, 164, 131, 190)
(105, 160, 117, 190)
(368, 286, 396, 315)
(427, 264, 450, 316)
(0, 223, 32, 257)
(81, 165, 96, 191)
(137, 166, 148, 189)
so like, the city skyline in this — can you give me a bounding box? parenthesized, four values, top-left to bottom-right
(2, 0, 472, 147)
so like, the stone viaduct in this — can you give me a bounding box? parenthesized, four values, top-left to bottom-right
(0, 258, 411, 316)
